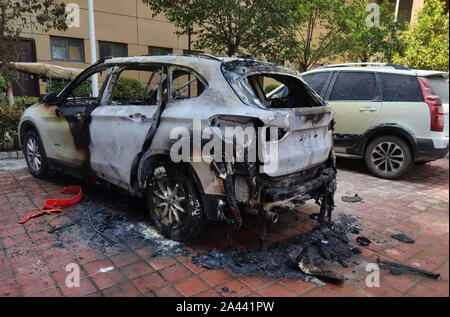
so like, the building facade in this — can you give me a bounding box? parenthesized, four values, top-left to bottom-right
(15, 0, 448, 96)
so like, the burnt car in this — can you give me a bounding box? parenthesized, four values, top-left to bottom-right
(19, 55, 336, 242)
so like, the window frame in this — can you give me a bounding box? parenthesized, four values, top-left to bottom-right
(325, 71, 381, 102)
(98, 41, 128, 59)
(377, 72, 425, 103)
(168, 66, 208, 102)
(50, 36, 85, 63)
(301, 71, 333, 98)
(102, 65, 165, 107)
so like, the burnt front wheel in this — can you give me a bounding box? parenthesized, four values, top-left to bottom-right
(145, 161, 206, 242)
(365, 136, 413, 180)
(23, 131, 49, 178)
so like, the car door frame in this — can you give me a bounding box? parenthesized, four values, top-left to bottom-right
(47, 61, 114, 171)
(88, 63, 168, 191)
(323, 70, 383, 152)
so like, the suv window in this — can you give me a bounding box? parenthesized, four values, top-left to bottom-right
(108, 68, 164, 106)
(171, 68, 206, 100)
(242, 74, 326, 109)
(378, 73, 424, 102)
(426, 76, 449, 104)
(302, 72, 330, 96)
(329, 72, 377, 101)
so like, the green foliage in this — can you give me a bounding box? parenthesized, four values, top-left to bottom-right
(47, 80, 92, 97)
(14, 96, 39, 107)
(393, 0, 449, 71)
(0, 104, 25, 151)
(0, 0, 67, 104)
(279, 0, 356, 71)
(264, 84, 280, 94)
(339, 0, 407, 63)
(142, 0, 296, 59)
(112, 77, 145, 99)
(0, 76, 6, 94)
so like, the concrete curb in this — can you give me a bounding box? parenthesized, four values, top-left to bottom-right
(0, 151, 24, 160)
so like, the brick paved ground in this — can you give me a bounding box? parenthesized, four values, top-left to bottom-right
(0, 158, 448, 297)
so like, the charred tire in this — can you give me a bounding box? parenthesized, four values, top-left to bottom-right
(23, 130, 49, 178)
(365, 136, 413, 180)
(145, 161, 206, 242)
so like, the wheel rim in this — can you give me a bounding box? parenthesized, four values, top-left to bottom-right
(152, 167, 187, 226)
(26, 137, 42, 173)
(371, 141, 404, 174)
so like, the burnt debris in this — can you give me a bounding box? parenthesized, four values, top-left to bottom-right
(342, 194, 363, 203)
(192, 214, 360, 284)
(378, 259, 440, 280)
(356, 236, 371, 246)
(391, 234, 415, 244)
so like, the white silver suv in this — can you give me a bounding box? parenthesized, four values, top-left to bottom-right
(271, 63, 449, 179)
(18, 55, 336, 241)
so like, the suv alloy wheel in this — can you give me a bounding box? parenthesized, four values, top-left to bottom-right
(365, 136, 413, 179)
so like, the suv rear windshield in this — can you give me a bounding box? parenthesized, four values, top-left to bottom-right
(378, 73, 424, 102)
(222, 61, 326, 109)
(426, 76, 449, 104)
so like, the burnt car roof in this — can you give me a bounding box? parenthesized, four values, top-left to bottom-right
(103, 55, 300, 77)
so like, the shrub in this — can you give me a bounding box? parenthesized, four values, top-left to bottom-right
(14, 96, 39, 107)
(47, 79, 92, 97)
(264, 83, 280, 94)
(112, 77, 145, 99)
(0, 104, 25, 151)
(0, 76, 6, 95)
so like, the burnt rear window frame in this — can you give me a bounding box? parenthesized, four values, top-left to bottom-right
(221, 62, 327, 109)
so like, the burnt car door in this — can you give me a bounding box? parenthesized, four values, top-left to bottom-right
(50, 63, 112, 168)
(89, 65, 165, 191)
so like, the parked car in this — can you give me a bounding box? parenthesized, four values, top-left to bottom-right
(19, 55, 336, 241)
(270, 63, 449, 179)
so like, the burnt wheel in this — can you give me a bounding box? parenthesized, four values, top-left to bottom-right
(23, 130, 49, 178)
(365, 136, 413, 180)
(145, 161, 206, 242)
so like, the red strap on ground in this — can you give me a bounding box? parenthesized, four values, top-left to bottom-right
(18, 185, 83, 224)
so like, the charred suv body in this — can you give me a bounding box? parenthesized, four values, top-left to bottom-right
(19, 55, 336, 241)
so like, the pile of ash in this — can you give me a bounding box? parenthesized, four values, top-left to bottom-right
(73, 195, 190, 257)
(192, 214, 361, 284)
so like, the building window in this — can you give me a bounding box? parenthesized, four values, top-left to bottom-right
(50, 36, 84, 62)
(397, 0, 414, 23)
(99, 41, 128, 58)
(148, 46, 173, 56)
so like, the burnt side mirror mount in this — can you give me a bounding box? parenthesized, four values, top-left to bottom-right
(43, 92, 58, 105)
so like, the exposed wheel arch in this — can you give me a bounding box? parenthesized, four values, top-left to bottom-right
(360, 124, 417, 161)
(19, 121, 40, 146)
(133, 152, 204, 197)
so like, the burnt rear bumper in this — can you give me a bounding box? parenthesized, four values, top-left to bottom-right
(259, 166, 336, 203)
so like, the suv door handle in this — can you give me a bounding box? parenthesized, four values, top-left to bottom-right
(128, 113, 147, 122)
(359, 106, 377, 112)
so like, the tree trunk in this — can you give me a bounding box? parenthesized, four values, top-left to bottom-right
(7, 83, 14, 106)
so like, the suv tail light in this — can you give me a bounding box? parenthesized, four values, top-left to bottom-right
(418, 77, 445, 132)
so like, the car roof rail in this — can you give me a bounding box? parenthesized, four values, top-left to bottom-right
(316, 62, 410, 70)
(190, 52, 222, 61)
